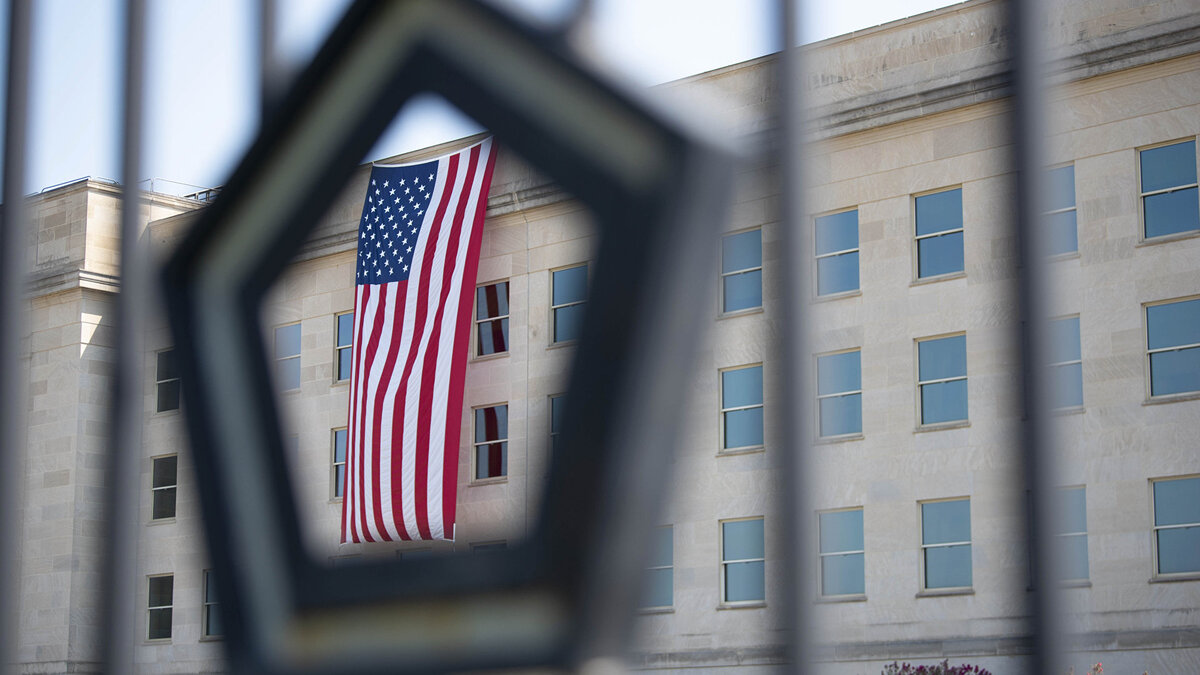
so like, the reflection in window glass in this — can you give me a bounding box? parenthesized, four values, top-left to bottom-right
(721, 365, 763, 450)
(1140, 140, 1199, 239)
(1153, 476, 1200, 575)
(1147, 298, 1200, 397)
(552, 266, 587, 343)
(474, 405, 508, 479)
(332, 428, 347, 498)
(335, 313, 354, 381)
(921, 499, 972, 589)
(815, 211, 859, 296)
(476, 281, 510, 356)
(722, 518, 765, 603)
(721, 229, 762, 312)
(915, 189, 964, 278)
(817, 351, 862, 437)
(917, 335, 967, 425)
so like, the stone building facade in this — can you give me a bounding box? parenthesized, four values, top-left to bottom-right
(14, 0, 1200, 673)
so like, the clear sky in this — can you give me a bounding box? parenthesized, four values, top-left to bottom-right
(18, 0, 960, 196)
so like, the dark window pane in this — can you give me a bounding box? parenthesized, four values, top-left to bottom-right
(819, 394, 862, 437)
(554, 304, 585, 343)
(337, 313, 354, 346)
(724, 408, 763, 448)
(642, 567, 673, 607)
(819, 510, 863, 553)
(550, 395, 565, 435)
(475, 442, 508, 479)
(815, 210, 858, 255)
(156, 350, 177, 381)
(337, 347, 353, 380)
(148, 576, 173, 606)
(917, 231, 964, 277)
(1046, 210, 1078, 255)
(724, 561, 765, 602)
(921, 379, 968, 424)
(334, 430, 347, 463)
(1050, 362, 1084, 408)
(552, 266, 587, 305)
(817, 252, 859, 295)
(649, 527, 673, 567)
(722, 366, 763, 408)
(156, 380, 180, 413)
(275, 324, 300, 358)
(334, 466, 345, 498)
(152, 488, 176, 520)
(204, 573, 218, 603)
(148, 608, 172, 640)
(1147, 299, 1200, 350)
(152, 456, 177, 488)
(1141, 140, 1197, 192)
(722, 519, 764, 559)
(1048, 317, 1081, 363)
(721, 229, 761, 273)
(817, 351, 861, 395)
(925, 544, 972, 588)
(1061, 535, 1089, 580)
(477, 317, 509, 355)
(723, 269, 762, 312)
(922, 500, 970, 544)
(1157, 526, 1200, 574)
(1150, 348, 1200, 396)
(1060, 488, 1087, 533)
(919, 335, 966, 381)
(205, 607, 223, 637)
(1154, 477, 1200, 526)
(1046, 165, 1076, 211)
(1144, 187, 1200, 238)
(821, 553, 865, 596)
(915, 189, 962, 236)
(476, 282, 509, 319)
(277, 358, 300, 391)
(474, 406, 508, 443)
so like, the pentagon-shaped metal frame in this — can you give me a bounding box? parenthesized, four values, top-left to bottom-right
(162, 1, 733, 673)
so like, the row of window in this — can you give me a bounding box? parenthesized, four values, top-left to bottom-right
(639, 476, 1200, 610)
(146, 570, 221, 641)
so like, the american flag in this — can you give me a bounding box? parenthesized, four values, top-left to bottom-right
(342, 138, 498, 542)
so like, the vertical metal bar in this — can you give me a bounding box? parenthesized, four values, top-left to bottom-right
(1007, 0, 1066, 672)
(0, 1, 32, 673)
(101, 0, 147, 672)
(260, 0, 278, 119)
(777, 0, 813, 672)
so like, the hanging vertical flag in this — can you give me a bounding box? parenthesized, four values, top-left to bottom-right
(342, 138, 498, 543)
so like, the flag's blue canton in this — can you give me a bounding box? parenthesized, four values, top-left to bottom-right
(356, 159, 440, 285)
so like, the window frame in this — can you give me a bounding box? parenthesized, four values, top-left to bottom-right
(473, 279, 510, 358)
(274, 321, 302, 392)
(1045, 163, 1078, 257)
(1138, 137, 1200, 241)
(719, 363, 765, 454)
(912, 186, 965, 281)
(918, 497, 973, 593)
(1049, 315, 1083, 410)
(150, 454, 178, 522)
(813, 208, 860, 298)
(550, 263, 588, 346)
(155, 348, 180, 413)
(201, 569, 222, 640)
(815, 348, 863, 439)
(719, 227, 763, 315)
(1056, 485, 1089, 583)
(1150, 474, 1200, 579)
(915, 332, 969, 428)
(719, 516, 766, 606)
(1144, 295, 1200, 401)
(817, 507, 866, 600)
(641, 524, 674, 610)
(471, 402, 509, 483)
(331, 427, 347, 501)
(334, 311, 354, 383)
(146, 573, 174, 641)
(549, 393, 565, 455)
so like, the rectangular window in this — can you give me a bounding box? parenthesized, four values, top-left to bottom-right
(156, 349, 180, 412)
(920, 498, 972, 590)
(1146, 297, 1200, 397)
(721, 365, 764, 451)
(549, 394, 565, 454)
(1152, 476, 1200, 576)
(151, 455, 177, 520)
(819, 508, 864, 597)
(202, 569, 222, 638)
(721, 518, 765, 603)
(1140, 139, 1199, 239)
(815, 210, 859, 296)
(917, 334, 967, 425)
(335, 312, 353, 381)
(274, 323, 301, 391)
(552, 265, 587, 343)
(474, 404, 508, 480)
(475, 281, 509, 356)
(721, 229, 762, 312)
(1057, 487, 1089, 581)
(817, 350, 862, 437)
(1046, 165, 1078, 255)
(332, 428, 347, 499)
(147, 575, 173, 640)
(915, 188, 964, 278)
(1049, 316, 1083, 409)
(641, 525, 673, 608)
